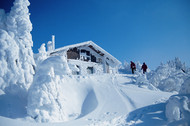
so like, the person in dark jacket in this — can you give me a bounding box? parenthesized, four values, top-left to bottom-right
(141, 62, 148, 74)
(130, 61, 136, 74)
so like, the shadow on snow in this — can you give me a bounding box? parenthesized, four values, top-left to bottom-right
(0, 94, 27, 119)
(126, 103, 167, 126)
(77, 89, 98, 119)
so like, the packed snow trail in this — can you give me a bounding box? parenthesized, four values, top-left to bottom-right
(112, 75, 137, 111)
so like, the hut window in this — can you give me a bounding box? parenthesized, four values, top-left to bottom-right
(81, 49, 86, 53)
(91, 55, 96, 62)
(87, 67, 94, 74)
(86, 51, 90, 56)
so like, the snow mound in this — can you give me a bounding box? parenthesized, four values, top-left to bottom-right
(27, 56, 98, 122)
(165, 77, 190, 125)
(135, 74, 158, 91)
(165, 94, 190, 125)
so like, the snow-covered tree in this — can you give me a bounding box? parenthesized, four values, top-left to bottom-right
(147, 58, 188, 92)
(0, 0, 35, 97)
(27, 56, 88, 122)
(167, 57, 186, 72)
(34, 43, 48, 66)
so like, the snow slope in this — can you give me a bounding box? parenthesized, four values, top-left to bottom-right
(0, 73, 174, 126)
(0, 0, 189, 125)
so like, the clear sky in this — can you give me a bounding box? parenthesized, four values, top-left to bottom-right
(1, 0, 190, 69)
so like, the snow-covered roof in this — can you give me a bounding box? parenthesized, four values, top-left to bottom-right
(50, 41, 121, 65)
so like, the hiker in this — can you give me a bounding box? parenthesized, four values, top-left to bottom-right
(130, 61, 136, 74)
(141, 62, 148, 74)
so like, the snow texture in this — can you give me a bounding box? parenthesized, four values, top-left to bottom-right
(180, 77, 190, 94)
(0, 0, 35, 97)
(34, 43, 47, 66)
(165, 75, 190, 125)
(135, 74, 158, 91)
(0, 0, 190, 125)
(147, 58, 189, 92)
(165, 95, 190, 126)
(27, 56, 98, 122)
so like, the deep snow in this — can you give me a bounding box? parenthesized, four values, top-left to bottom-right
(0, 0, 190, 126)
(0, 73, 175, 126)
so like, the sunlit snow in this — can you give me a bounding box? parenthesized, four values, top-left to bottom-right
(0, 0, 190, 126)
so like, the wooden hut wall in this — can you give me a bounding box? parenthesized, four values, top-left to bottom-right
(67, 47, 80, 59)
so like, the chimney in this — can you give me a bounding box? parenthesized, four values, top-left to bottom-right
(47, 41, 53, 52)
(52, 35, 55, 50)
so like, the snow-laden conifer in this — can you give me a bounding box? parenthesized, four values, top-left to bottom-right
(0, 0, 35, 97)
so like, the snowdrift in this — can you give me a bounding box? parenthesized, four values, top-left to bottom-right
(27, 55, 128, 122)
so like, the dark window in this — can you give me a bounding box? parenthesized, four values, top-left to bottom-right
(86, 51, 90, 56)
(87, 67, 94, 74)
(91, 55, 96, 62)
(87, 57, 90, 61)
(81, 49, 86, 53)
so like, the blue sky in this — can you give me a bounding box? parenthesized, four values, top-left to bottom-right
(1, 0, 190, 69)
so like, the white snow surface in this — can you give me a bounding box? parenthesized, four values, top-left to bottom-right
(0, 55, 176, 126)
(1, 55, 189, 126)
(0, 0, 190, 125)
(1, 72, 174, 126)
